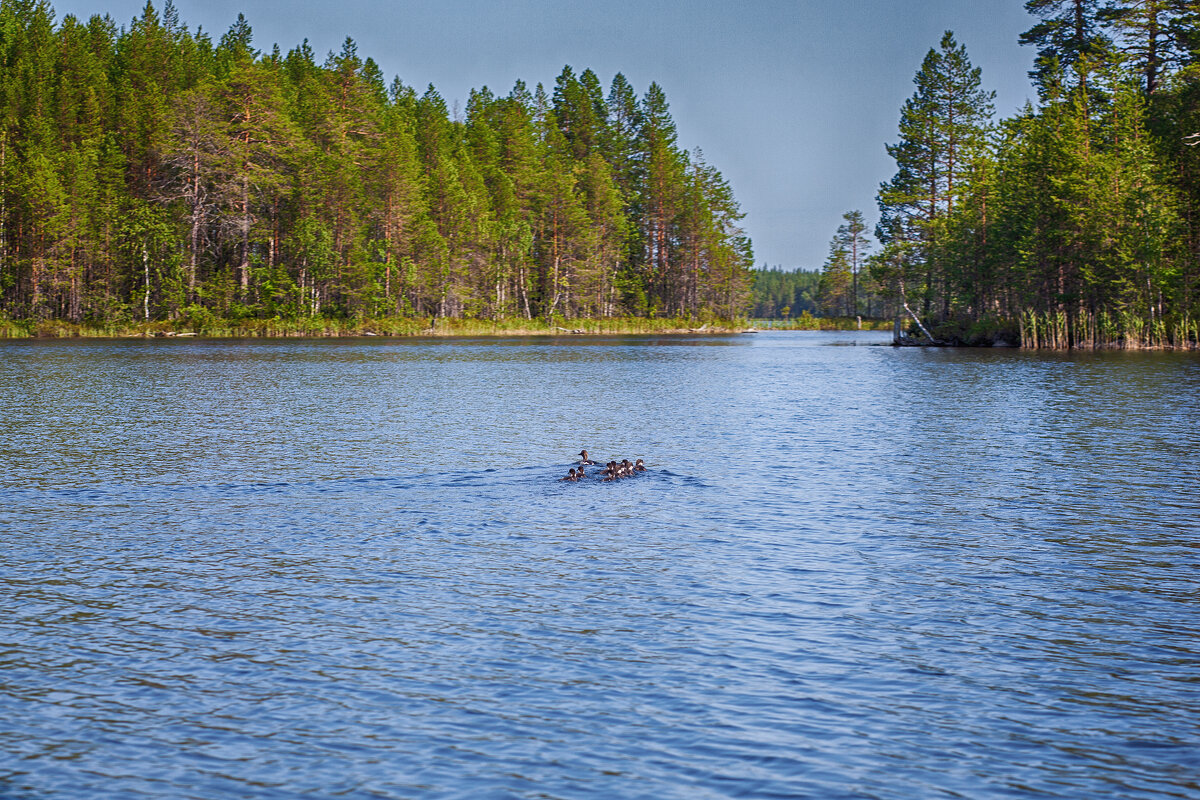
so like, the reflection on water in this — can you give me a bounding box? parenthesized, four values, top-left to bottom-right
(1, 333, 1198, 799)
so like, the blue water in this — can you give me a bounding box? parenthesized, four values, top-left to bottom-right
(2, 332, 1198, 799)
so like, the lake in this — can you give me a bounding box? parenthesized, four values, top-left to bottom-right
(1, 331, 1198, 799)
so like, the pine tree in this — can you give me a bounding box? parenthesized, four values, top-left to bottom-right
(833, 210, 871, 315)
(638, 82, 686, 315)
(1020, 0, 1111, 90)
(162, 85, 224, 298)
(213, 17, 299, 301)
(1100, 0, 1180, 94)
(878, 31, 995, 320)
(371, 81, 425, 315)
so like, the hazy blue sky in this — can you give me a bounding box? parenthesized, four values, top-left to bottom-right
(53, 0, 1038, 271)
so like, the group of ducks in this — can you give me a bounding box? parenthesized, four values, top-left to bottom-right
(560, 450, 647, 482)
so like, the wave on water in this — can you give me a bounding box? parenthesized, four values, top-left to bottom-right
(4, 335, 1198, 800)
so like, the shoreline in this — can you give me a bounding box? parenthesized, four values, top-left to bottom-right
(0, 318, 765, 340)
(2, 321, 1192, 350)
(0, 314, 903, 340)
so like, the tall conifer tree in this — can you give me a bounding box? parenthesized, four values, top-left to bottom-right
(878, 31, 994, 320)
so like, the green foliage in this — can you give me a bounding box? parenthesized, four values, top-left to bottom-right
(1021, 0, 1111, 91)
(749, 268, 820, 319)
(878, 30, 996, 321)
(0, 1, 752, 327)
(877, 17, 1200, 349)
(818, 238, 853, 316)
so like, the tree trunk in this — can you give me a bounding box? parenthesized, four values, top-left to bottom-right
(143, 243, 151, 321)
(0, 134, 6, 293)
(851, 235, 859, 316)
(188, 151, 200, 297)
(240, 174, 250, 295)
(189, 210, 200, 297)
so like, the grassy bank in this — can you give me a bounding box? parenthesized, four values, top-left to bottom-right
(752, 312, 893, 332)
(1019, 310, 1199, 350)
(0, 315, 750, 339)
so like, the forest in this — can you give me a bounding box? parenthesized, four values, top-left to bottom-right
(6, 1, 1200, 346)
(748, 268, 820, 320)
(0, 0, 753, 332)
(850, 0, 1200, 348)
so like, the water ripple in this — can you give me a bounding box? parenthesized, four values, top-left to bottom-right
(1, 334, 1198, 798)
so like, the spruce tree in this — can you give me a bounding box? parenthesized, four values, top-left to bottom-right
(818, 236, 852, 317)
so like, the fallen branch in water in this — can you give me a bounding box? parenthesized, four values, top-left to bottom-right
(898, 279, 941, 344)
(902, 300, 939, 342)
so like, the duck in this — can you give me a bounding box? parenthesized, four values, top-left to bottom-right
(560, 468, 579, 482)
(634, 459, 646, 472)
(579, 449, 597, 465)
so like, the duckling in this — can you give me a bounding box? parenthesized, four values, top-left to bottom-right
(634, 458, 646, 472)
(560, 468, 578, 482)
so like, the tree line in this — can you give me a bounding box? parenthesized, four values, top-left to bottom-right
(863, 0, 1200, 348)
(0, 0, 753, 327)
(751, 210, 891, 322)
(749, 267, 820, 319)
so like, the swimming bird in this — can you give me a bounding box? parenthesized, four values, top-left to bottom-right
(634, 459, 646, 472)
(560, 468, 578, 482)
(579, 449, 597, 465)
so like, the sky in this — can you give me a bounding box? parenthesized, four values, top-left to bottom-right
(52, 0, 1039, 271)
